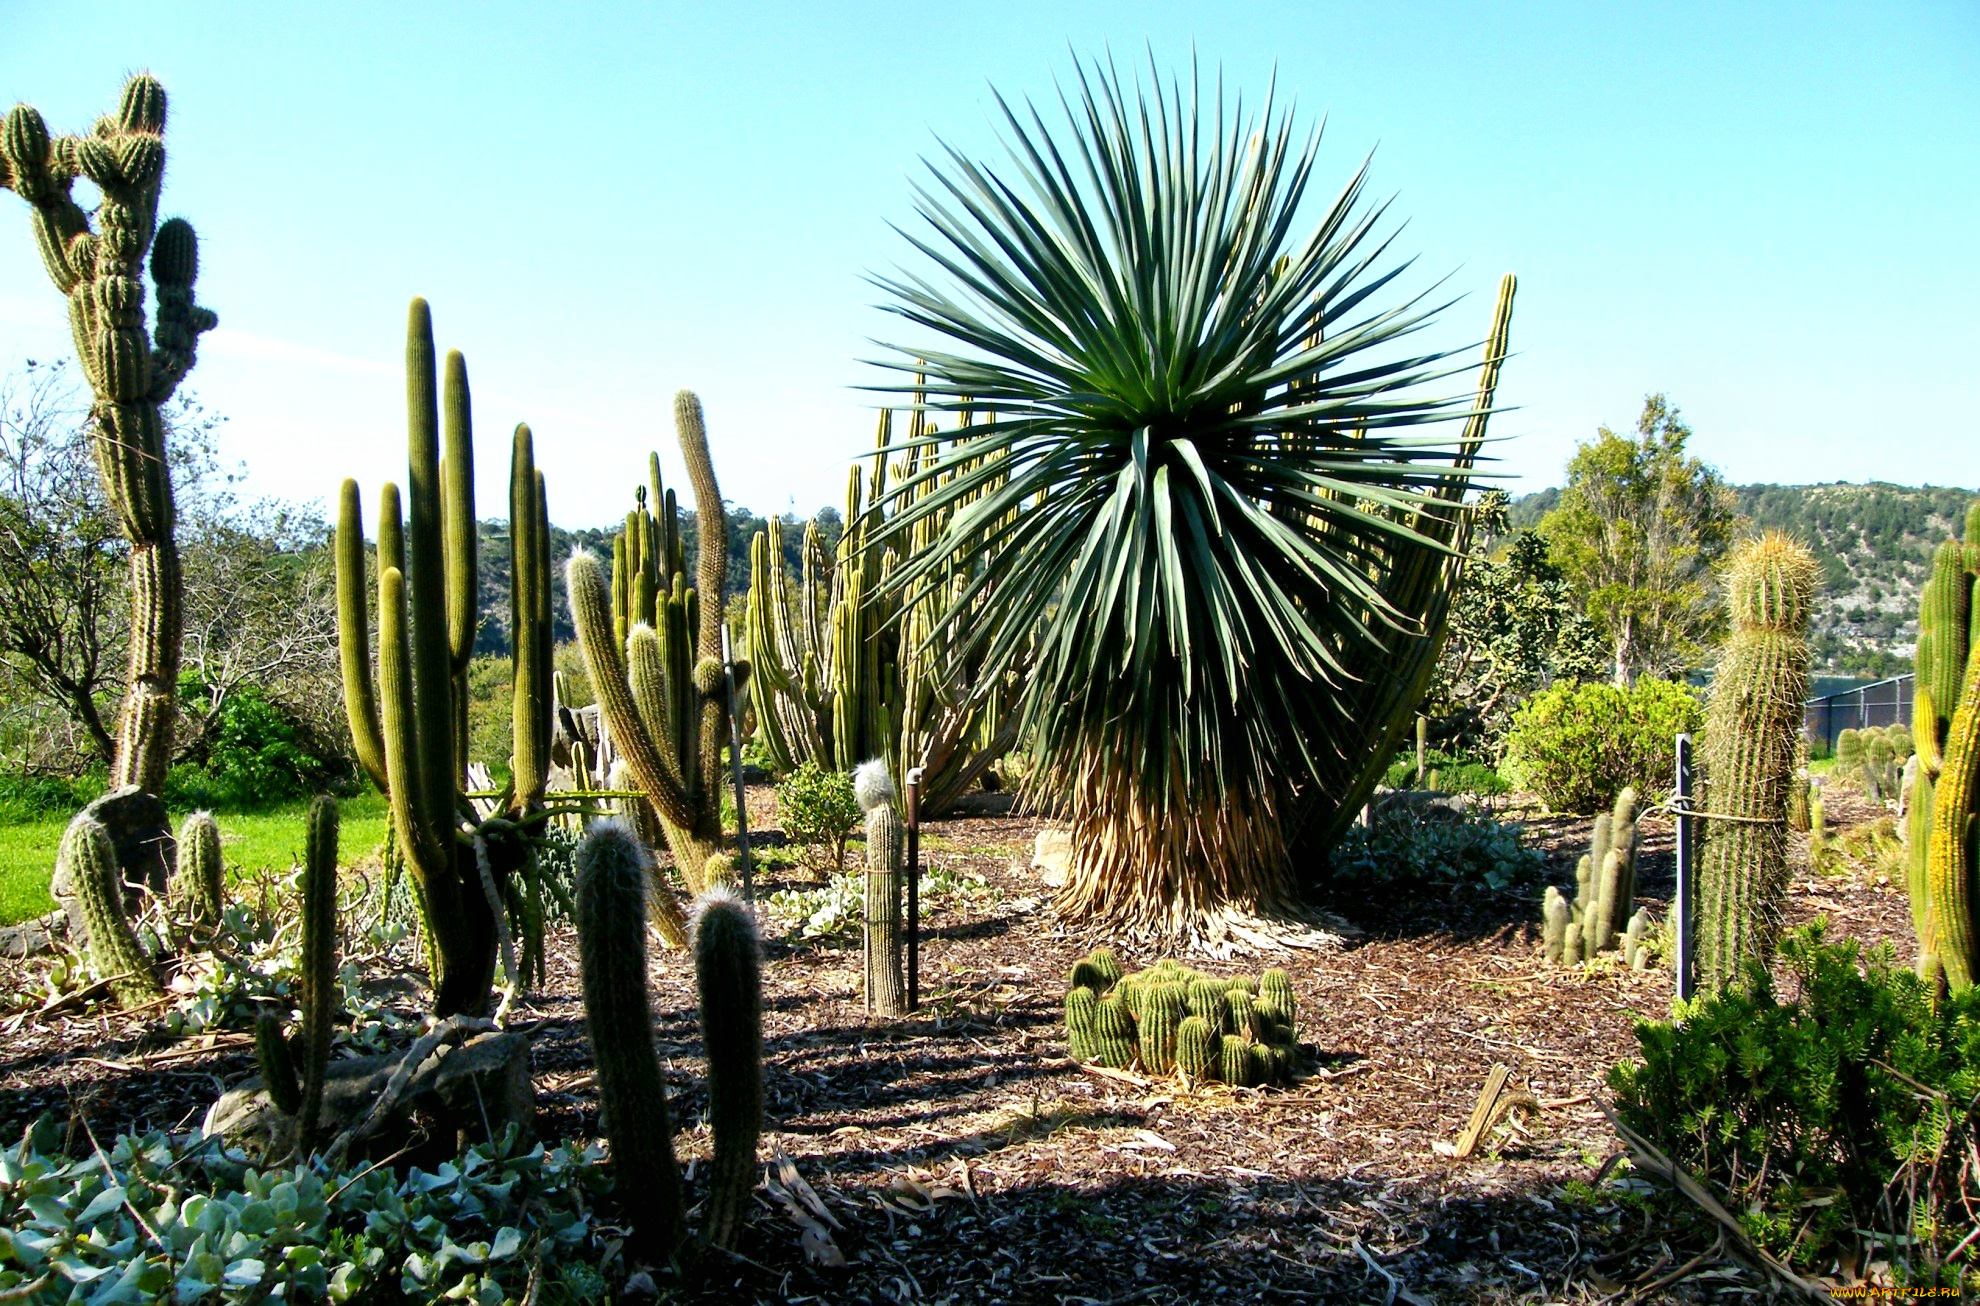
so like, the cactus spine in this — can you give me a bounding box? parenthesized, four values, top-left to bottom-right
(856, 760, 906, 1016)
(1697, 533, 1818, 991)
(743, 406, 1024, 815)
(0, 75, 218, 795)
(569, 394, 737, 911)
(61, 814, 160, 1005)
(334, 300, 554, 1017)
(174, 811, 224, 930)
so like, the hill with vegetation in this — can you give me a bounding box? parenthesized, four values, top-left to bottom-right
(1511, 482, 1978, 678)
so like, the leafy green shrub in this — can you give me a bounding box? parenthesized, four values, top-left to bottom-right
(1502, 677, 1703, 813)
(0, 1122, 614, 1303)
(1323, 803, 1544, 892)
(774, 762, 862, 875)
(1381, 748, 1508, 796)
(1610, 925, 1980, 1286)
(0, 772, 104, 825)
(176, 681, 342, 808)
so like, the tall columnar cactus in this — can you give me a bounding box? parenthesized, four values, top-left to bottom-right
(335, 300, 555, 1017)
(173, 811, 224, 931)
(568, 394, 739, 921)
(0, 74, 218, 795)
(692, 891, 763, 1251)
(574, 820, 766, 1260)
(1697, 533, 1818, 991)
(297, 796, 338, 1143)
(60, 814, 160, 1006)
(1909, 522, 1980, 983)
(743, 407, 1025, 814)
(856, 760, 907, 1017)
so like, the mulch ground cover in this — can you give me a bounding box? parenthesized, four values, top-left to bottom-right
(0, 784, 1920, 1303)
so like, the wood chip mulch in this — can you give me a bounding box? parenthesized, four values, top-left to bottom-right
(0, 785, 1920, 1303)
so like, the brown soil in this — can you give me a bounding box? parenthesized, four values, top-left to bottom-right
(0, 785, 1919, 1303)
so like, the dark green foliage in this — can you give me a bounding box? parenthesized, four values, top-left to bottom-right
(775, 762, 861, 875)
(1503, 678, 1705, 814)
(1611, 926, 1980, 1286)
(1423, 493, 1607, 754)
(1380, 750, 1509, 796)
(1323, 803, 1545, 894)
(693, 892, 764, 1251)
(178, 680, 336, 806)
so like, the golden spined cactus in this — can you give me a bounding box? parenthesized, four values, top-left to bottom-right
(1, 74, 218, 794)
(1908, 511, 1980, 981)
(1696, 533, 1819, 991)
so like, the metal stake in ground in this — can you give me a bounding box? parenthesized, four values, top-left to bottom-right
(720, 627, 754, 906)
(906, 766, 923, 1011)
(1674, 732, 1696, 1001)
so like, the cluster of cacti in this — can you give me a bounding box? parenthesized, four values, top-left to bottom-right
(1, 74, 218, 796)
(251, 796, 339, 1150)
(743, 406, 1023, 815)
(1913, 501, 1980, 989)
(1063, 949, 1300, 1087)
(574, 820, 763, 1260)
(1697, 533, 1820, 991)
(58, 814, 162, 1007)
(335, 300, 556, 1016)
(566, 395, 742, 947)
(1540, 787, 1650, 967)
(1834, 724, 1913, 802)
(856, 760, 907, 1016)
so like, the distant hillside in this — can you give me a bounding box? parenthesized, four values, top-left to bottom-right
(1509, 482, 1978, 678)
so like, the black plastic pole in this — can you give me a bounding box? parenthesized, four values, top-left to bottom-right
(906, 765, 923, 1011)
(720, 627, 754, 906)
(1673, 732, 1696, 1001)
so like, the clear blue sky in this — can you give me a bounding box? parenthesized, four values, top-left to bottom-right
(2, 2, 1974, 530)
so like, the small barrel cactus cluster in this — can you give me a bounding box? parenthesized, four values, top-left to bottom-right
(1063, 949, 1300, 1087)
(1540, 787, 1652, 968)
(1835, 724, 1913, 803)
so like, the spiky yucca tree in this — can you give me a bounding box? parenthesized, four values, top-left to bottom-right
(868, 58, 1515, 935)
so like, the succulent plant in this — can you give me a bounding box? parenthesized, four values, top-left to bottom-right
(1539, 787, 1643, 967)
(173, 810, 224, 931)
(60, 814, 160, 1006)
(1061, 956, 1299, 1086)
(857, 759, 906, 1016)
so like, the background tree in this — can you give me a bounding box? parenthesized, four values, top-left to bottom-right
(1423, 490, 1607, 755)
(1539, 395, 1739, 683)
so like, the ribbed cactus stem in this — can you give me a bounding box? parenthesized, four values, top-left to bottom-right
(174, 810, 223, 930)
(693, 890, 763, 1251)
(1541, 886, 1569, 964)
(1138, 984, 1184, 1074)
(857, 760, 906, 1017)
(1697, 533, 1818, 991)
(1590, 850, 1624, 955)
(1092, 995, 1135, 1068)
(1219, 1034, 1253, 1087)
(1931, 644, 1980, 990)
(335, 480, 388, 793)
(575, 820, 685, 1260)
(509, 424, 549, 810)
(1258, 968, 1296, 1035)
(298, 795, 338, 1144)
(1176, 1015, 1217, 1079)
(62, 814, 160, 1006)
(1065, 986, 1100, 1060)
(1088, 947, 1123, 988)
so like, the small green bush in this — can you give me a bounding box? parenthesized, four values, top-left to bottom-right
(1610, 925, 1980, 1287)
(1323, 803, 1543, 892)
(177, 681, 344, 808)
(774, 762, 862, 875)
(1502, 677, 1703, 813)
(0, 772, 104, 825)
(1381, 748, 1509, 796)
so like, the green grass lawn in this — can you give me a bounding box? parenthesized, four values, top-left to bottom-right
(0, 792, 391, 927)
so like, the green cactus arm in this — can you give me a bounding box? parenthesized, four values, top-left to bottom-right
(567, 551, 696, 829)
(254, 1010, 302, 1118)
(299, 795, 338, 1144)
(377, 565, 448, 883)
(335, 480, 390, 794)
(402, 300, 459, 820)
(693, 892, 764, 1250)
(378, 483, 404, 577)
(174, 810, 224, 930)
(509, 425, 549, 809)
(442, 350, 477, 678)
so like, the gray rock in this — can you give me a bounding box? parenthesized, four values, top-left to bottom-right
(0, 909, 68, 960)
(50, 787, 175, 944)
(204, 1030, 535, 1165)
